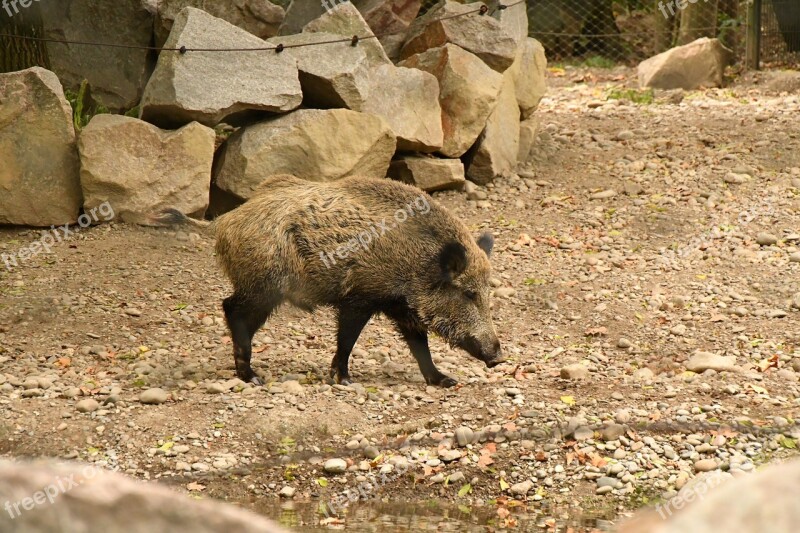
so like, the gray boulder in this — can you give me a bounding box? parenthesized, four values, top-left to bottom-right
(215, 109, 396, 199)
(0, 460, 288, 532)
(352, 0, 422, 59)
(303, 2, 392, 67)
(638, 38, 734, 90)
(388, 156, 465, 192)
(40, 0, 156, 111)
(278, 0, 327, 36)
(619, 459, 800, 533)
(78, 115, 215, 224)
(358, 64, 443, 152)
(400, 0, 517, 73)
(0, 68, 81, 227)
(266, 32, 371, 109)
(140, 7, 302, 128)
(156, 0, 285, 46)
(508, 37, 547, 119)
(400, 44, 502, 158)
(464, 70, 520, 184)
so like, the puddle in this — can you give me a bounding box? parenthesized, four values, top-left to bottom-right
(254, 499, 615, 532)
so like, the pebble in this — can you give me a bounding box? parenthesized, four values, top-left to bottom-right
(455, 427, 474, 447)
(694, 459, 719, 472)
(560, 364, 589, 380)
(279, 486, 296, 498)
(75, 399, 99, 413)
(139, 388, 169, 404)
(756, 232, 779, 246)
(510, 479, 534, 496)
(323, 458, 348, 474)
(685, 352, 737, 373)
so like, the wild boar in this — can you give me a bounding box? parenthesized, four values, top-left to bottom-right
(158, 174, 503, 387)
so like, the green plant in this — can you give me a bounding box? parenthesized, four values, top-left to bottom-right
(607, 87, 654, 105)
(65, 80, 108, 131)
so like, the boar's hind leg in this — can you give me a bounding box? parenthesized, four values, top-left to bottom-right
(223, 292, 279, 385)
(394, 322, 458, 388)
(330, 308, 372, 386)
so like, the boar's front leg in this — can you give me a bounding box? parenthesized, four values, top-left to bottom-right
(394, 322, 458, 388)
(330, 307, 372, 386)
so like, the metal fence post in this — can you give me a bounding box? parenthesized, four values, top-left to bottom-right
(746, 0, 762, 70)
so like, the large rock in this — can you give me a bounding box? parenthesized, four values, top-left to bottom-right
(487, 0, 528, 44)
(0, 68, 81, 227)
(266, 32, 371, 109)
(140, 7, 302, 128)
(400, 44, 502, 158)
(0, 460, 287, 532)
(618, 459, 800, 533)
(358, 64, 443, 152)
(156, 0, 285, 46)
(352, 0, 422, 59)
(400, 0, 517, 73)
(40, 0, 155, 111)
(638, 38, 733, 90)
(388, 156, 465, 192)
(278, 0, 326, 36)
(303, 2, 391, 67)
(78, 115, 215, 224)
(215, 109, 396, 199)
(464, 70, 519, 184)
(518, 116, 541, 164)
(508, 38, 547, 119)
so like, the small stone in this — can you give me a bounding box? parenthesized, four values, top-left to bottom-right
(615, 130, 634, 141)
(448, 471, 466, 484)
(139, 388, 169, 404)
(494, 287, 517, 299)
(789, 252, 800, 263)
(206, 383, 226, 394)
(324, 458, 348, 474)
(124, 308, 142, 317)
(279, 486, 296, 498)
(694, 459, 719, 472)
(574, 426, 595, 441)
(455, 427, 474, 447)
(685, 352, 737, 373)
(617, 338, 633, 349)
(756, 232, 778, 246)
(363, 446, 380, 460)
(282, 380, 304, 395)
(76, 399, 100, 413)
(590, 189, 617, 200)
(510, 479, 534, 496)
(600, 424, 626, 442)
(723, 172, 748, 184)
(560, 363, 589, 380)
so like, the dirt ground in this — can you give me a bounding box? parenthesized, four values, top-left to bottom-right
(2, 66, 800, 532)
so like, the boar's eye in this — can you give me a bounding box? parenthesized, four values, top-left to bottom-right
(464, 290, 478, 301)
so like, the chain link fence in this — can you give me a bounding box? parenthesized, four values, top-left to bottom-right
(526, 0, 744, 65)
(760, 0, 800, 67)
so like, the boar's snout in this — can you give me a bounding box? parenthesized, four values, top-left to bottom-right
(484, 338, 505, 368)
(463, 336, 504, 367)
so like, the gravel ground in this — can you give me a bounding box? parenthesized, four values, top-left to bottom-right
(1, 66, 799, 531)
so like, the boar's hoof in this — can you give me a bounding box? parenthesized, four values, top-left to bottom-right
(339, 377, 353, 386)
(430, 375, 458, 388)
(249, 375, 264, 386)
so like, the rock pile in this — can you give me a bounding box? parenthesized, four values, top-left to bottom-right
(0, 0, 547, 228)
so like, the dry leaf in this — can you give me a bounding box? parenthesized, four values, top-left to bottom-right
(186, 482, 205, 492)
(55, 357, 71, 368)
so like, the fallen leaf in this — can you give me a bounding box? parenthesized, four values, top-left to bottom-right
(499, 478, 510, 491)
(497, 506, 510, 519)
(55, 357, 71, 368)
(186, 482, 205, 492)
(458, 483, 472, 497)
(560, 395, 575, 406)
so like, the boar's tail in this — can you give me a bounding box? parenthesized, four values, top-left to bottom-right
(147, 208, 213, 232)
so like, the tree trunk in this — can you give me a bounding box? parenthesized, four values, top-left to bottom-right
(0, 4, 50, 73)
(677, 0, 719, 45)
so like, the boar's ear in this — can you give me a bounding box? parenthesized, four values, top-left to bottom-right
(439, 241, 468, 282)
(477, 233, 494, 258)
